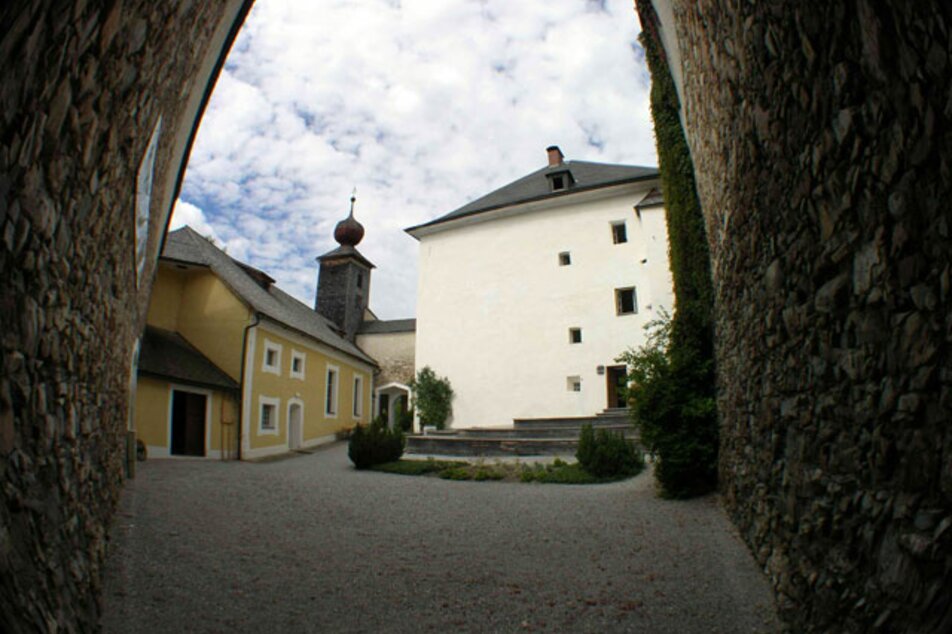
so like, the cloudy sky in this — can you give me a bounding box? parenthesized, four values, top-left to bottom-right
(171, 0, 657, 319)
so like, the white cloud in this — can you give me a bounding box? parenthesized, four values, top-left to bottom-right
(174, 0, 656, 319)
(169, 199, 218, 239)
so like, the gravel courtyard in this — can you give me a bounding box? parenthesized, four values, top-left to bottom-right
(101, 443, 779, 633)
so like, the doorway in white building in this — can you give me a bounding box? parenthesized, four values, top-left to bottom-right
(288, 402, 302, 450)
(606, 366, 628, 409)
(375, 383, 412, 430)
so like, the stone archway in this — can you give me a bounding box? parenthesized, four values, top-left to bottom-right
(638, 1, 951, 632)
(0, 2, 253, 629)
(2, 1, 950, 631)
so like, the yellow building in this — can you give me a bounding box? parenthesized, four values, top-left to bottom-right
(135, 222, 377, 460)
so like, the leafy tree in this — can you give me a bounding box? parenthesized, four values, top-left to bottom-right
(409, 366, 454, 430)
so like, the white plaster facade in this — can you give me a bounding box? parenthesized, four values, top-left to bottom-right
(411, 179, 674, 428)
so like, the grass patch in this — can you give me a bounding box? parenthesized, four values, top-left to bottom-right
(372, 459, 467, 476)
(370, 457, 642, 484)
(519, 461, 599, 484)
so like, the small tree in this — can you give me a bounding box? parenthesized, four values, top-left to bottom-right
(617, 311, 717, 498)
(409, 366, 453, 430)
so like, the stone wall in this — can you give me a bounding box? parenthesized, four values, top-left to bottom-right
(0, 1, 250, 629)
(356, 330, 416, 387)
(645, 1, 951, 631)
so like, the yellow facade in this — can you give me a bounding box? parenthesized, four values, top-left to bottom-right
(134, 375, 239, 459)
(147, 267, 251, 380)
(245, 322, 373, 456)
(137, 261, 374, 460)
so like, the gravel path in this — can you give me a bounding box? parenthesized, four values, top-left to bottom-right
(101, 443, 779, 633)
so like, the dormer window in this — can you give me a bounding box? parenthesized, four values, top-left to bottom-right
(546, 169, 574, 192)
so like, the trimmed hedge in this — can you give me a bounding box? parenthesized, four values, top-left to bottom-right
(348, 421, 405, 469)
(575, 424, 644, 479)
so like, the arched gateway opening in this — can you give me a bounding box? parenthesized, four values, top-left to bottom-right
(1, 1, 949, 632)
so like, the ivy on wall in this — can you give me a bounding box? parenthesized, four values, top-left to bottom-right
(623, 1, 719, 498)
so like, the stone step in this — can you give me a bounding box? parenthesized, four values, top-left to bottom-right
(512, 415, 631, 430)
(406, 425, 641, 457)
(406, 435, 581, 457)
(596, 407, 630, 419)
(435, 425, 637, 440)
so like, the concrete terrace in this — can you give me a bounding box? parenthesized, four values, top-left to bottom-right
(102, 443, 779, 633)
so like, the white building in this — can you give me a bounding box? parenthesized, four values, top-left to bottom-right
(407, 146, 674, 429)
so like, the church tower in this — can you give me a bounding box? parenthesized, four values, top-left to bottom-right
(314, 194, 374, 342)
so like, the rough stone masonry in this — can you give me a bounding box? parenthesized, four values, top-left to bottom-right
(0, 1, 251, 630)
(639, 1, 951, 632)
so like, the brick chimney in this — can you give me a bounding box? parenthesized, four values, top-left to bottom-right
(546, 145, 564, 167)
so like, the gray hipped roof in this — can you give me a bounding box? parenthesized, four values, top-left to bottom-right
(636, 187, 664, 209)
(162, 227, 375, 366)
(407, 160, 658, 234)
(138, 325, 239, 392)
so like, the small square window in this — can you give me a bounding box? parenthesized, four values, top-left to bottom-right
(567, 376, 581, 392)
(262, 340, 282, 375)
(569, 328, 582, 344)
(261, 404, 275, 429)
(290, 350, 306, 380)
(615, 287, 638, 315)
(552, 175, 565, 190)
(611, 221, 628, 244)
(559, 252, 571, 266)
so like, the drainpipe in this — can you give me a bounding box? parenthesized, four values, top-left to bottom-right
(237, 311, 260, 460)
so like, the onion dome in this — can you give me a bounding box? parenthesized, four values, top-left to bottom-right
(334, 194, 365, 246)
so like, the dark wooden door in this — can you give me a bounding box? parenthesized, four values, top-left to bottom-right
(606, 366, 628, 409)
(171, 390, 207, 456)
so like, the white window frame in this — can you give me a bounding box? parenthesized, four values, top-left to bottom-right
(566, 376, 582, 392)
(262, 339, 282, 375)
(258, 396, 280, 436)
(290, 349, 306, 380)
(615, 287, 638, 315)
(611, 220, 628, 244)
(353, 375, 364, 419)
(325, 364, 339, 418)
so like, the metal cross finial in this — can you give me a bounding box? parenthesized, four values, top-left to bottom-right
(349, 187, 357, 215)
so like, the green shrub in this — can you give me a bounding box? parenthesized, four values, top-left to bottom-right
(348, 422, 405, 469)
(410, 366, 454, 429)
(617, 314, 717, 498)
(472, 467, 505, 481)
(396, 405, 414, 432)
(575, 424, 644, 479)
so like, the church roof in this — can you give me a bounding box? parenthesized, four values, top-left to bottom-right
(138, 325, 239, 392)
(161, 226, 375, 366)
(406, 159, 658, 235)
(316, 244, 375, 269)
(358, 318, 416, 334)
